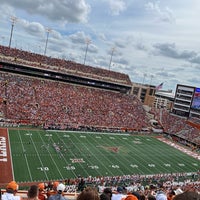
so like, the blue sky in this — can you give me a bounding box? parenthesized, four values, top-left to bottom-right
(0, 0, 200, 92)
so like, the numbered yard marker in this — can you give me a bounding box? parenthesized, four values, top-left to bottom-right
(88, 165, 99, 169)
(130, 164, 138, 168)
(25, 133, 32, 136)
(37, 167, 49, 171)
(164, 164, 171, 167)
(64, 166, 76, 170)
(111, 165, 119, 168)
(148, 164, 155, 167)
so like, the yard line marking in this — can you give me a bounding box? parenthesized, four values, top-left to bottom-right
(47, 130, 130, 136)
(85, 134, 119, 176)
(142, 138, 188, 172)
(28, 131, 49, 180)
(17, 129, 33, 181)
(117, 136, 150, 174)
(138, 139, 173, 172)
(100, 135, 141, 175)
(147, 139, 193, 172)
(38, 132, 64, 179)
(55, 132, 89, 177)
(71, 133, 106, 176)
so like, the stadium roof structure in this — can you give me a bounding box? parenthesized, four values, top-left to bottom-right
(0, 45, 132, 87)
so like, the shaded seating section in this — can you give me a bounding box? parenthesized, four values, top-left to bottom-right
(0, 72, 148, 131)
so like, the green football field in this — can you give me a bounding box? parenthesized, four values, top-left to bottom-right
(9, 129, 200, 183)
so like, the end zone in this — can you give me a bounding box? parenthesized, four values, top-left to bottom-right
(0, 128, 13, 185)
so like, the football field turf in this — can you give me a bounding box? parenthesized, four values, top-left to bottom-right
(9, 129, 200, 183)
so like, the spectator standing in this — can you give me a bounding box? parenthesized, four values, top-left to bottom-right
(2, 181, 21, 200)
(27, 185, 39, 200)
(155, 186, 167, 200)
(173, 191, 200, 200)
(101, 188, 113, 200)
(38, 183, 46, 200)
(167, 190, 175, 200)
(48, 183, 67, 200)
(100, 193, 110, 200)
(147, 195, 156, 200)
(47, 182, 59, 199)
(124, 188, 138, 200)
(77, 187, 100, 200)
(112, 187, 126, 200)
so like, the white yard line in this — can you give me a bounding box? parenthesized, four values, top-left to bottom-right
(46, 130, 130, 136)
(38, 132, 64, 179)
(75, 133, 116, 176)
(55, 132, 89, 177)
(7, 129, 15, 181)
(17, 130, 33, 181)
(28, 131, 49, 180)
(157, 137, 200, 160)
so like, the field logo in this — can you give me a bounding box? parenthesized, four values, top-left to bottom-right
(0, 136, 7, 162)
(100, 146, 120, 153)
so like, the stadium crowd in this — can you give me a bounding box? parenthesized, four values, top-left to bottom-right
(0, 72, 148, 131)
(1, 176, 200, 200)
(1, 44, 200, 147)
(0, 45, 131, 85)
(151, 108, 200, 148)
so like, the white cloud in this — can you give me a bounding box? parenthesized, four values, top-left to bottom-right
(145, 1, 175, 23)
(19, 19, 45, 37)
(108, 0, 127, 16)
(69, 31, 89, 44)
(0, 0, 90, 24)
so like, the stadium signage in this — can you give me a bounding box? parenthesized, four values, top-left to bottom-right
(0, 136, 7, 162)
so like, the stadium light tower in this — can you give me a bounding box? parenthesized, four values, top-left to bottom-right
(150, 74, 154, 85)
(109, 47, 116, 71)
(9, 16, 17, 48)
(83, 38, 91, 65)
(44, 27, 52, 55)
(142, 73, 147, 84)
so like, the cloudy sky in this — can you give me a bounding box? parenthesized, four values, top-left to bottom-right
(0, 0, 200, 92)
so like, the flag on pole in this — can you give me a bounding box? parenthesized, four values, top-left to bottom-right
(156, 82, 163, 90)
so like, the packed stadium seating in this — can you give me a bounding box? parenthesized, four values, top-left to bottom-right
(1, 44, 200, 146)
(151, 108, 200, 147)
(0, 72, 148, 131)
(0, 45, 131, 86)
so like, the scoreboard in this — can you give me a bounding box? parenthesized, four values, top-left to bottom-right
(191, 87, 200, 110)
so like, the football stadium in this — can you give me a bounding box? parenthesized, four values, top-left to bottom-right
(0, 43, 200, 198)
(0, 8, 200, 199)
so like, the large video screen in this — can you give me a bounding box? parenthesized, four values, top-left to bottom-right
(191, 87, 200, 110)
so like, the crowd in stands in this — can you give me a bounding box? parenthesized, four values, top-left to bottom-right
(1, 44, 200, 145)
(1, 70, 200, 146)
(0, 45, 131, 86)
(1, 177, 200, 200)
(0, 72, 148, 131)
(151, 108, 200, 147)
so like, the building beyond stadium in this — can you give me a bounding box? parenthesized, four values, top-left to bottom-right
(173, 84, 200, 118)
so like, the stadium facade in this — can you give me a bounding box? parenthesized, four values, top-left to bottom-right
(173, 84, 200, 118)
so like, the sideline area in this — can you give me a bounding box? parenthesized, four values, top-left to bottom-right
(0, 128, 13, 185)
